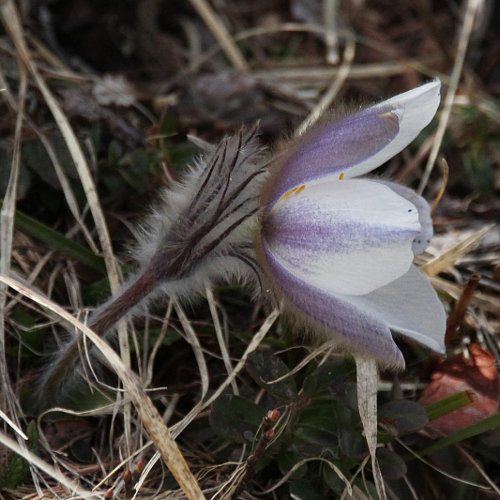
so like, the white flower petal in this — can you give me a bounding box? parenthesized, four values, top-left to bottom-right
(344, 265, 446, 352)
(375, 180, 434, 255)
(262, 179, 420, 295)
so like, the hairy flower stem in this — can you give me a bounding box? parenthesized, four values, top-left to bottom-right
(90, 266, 158, 335)
(36, 266, 159, 404)
(32, 127, 266, 411)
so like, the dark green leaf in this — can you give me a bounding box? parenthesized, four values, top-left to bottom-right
(293, 425, 337, 448)
(463, 149, 495, 195)
(108, 140, 123, 164)
(0, 151, 32, 199)
(289, 478, 323, 499)
(22, 135, 79, 186)
(11, 310, 45, 356)
(338, 424, 368, 459)
(278, 450, 307, 479)
(70, 439, 94, 464)
(302, 359, 348, 396)
(298, 409, 339, 435)
(2, 452, 27, 489)
(210, 394, 265, 444)
(378, 400, 428, 434)
(26, 420, 39, 449)
(322, 462, 348, 494)
(353, 478, 378, 498)
(328, 376, 358, 411)
(142, 327, 181, 349)
(246, 351, 297, 401)
(0, 421, 38, 489)
(376, 447, 407, 480)
(159, 111, 178, 137)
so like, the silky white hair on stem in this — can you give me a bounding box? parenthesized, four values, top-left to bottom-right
(34, 125, 267, 409)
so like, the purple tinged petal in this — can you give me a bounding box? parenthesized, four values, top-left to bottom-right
(261, 237, 405, 368)
(262, 179, 420, 295)
(264, 80, 441, 210)
(264, 106, 398, 210)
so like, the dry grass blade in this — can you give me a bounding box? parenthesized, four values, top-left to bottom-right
(0, 0, 135, 458)
(324, 0, 340, 64)
(0, 0, 120, 292)
(206, 287, 239, 395)
(430, 158, 449, 214)
(188, 0, 249, 72)
(0, 274, 204, 499)
(259, 341, 337, 385)
(418, 0, 483, 194)
(0, 45, 27, 485)
(145, 301, 174, 387)
(0, 431, 96, 498)
(257, 457, 351, 496)
(295, 33, 355, 136)
(132, 308, 279, 495)
(0, 409, 27, 440)
(198, 308, 279, 414)
(396, 437, 493, 492)
(457, 445, 500, 496)
(175, 301, 210, 399)
(253, 57, 430, 82)
(421, 224, 494, 277)
(446, 273, 481, 342)
(168, 308, 280, 440)
(0, 70, 98, 254)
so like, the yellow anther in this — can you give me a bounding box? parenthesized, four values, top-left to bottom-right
(278, 184, 307, 202)
(339, 172, 344, 180)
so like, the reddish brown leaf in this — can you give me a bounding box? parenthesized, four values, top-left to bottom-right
(419, 343, 499, 435)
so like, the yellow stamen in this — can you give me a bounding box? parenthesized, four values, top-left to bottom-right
(279, 184, 307, 201)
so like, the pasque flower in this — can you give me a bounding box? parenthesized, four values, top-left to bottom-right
(36, 80, 445, 408)
(258, 80, 445, 368)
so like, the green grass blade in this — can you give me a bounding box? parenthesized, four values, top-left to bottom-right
(425, 391, 477, 421)
(3, 202, 106, 274)
(418, 413, 500, 458)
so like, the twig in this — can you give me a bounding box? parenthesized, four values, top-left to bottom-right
(446, 273, 481, 344)
(231, 410, 280, 498)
